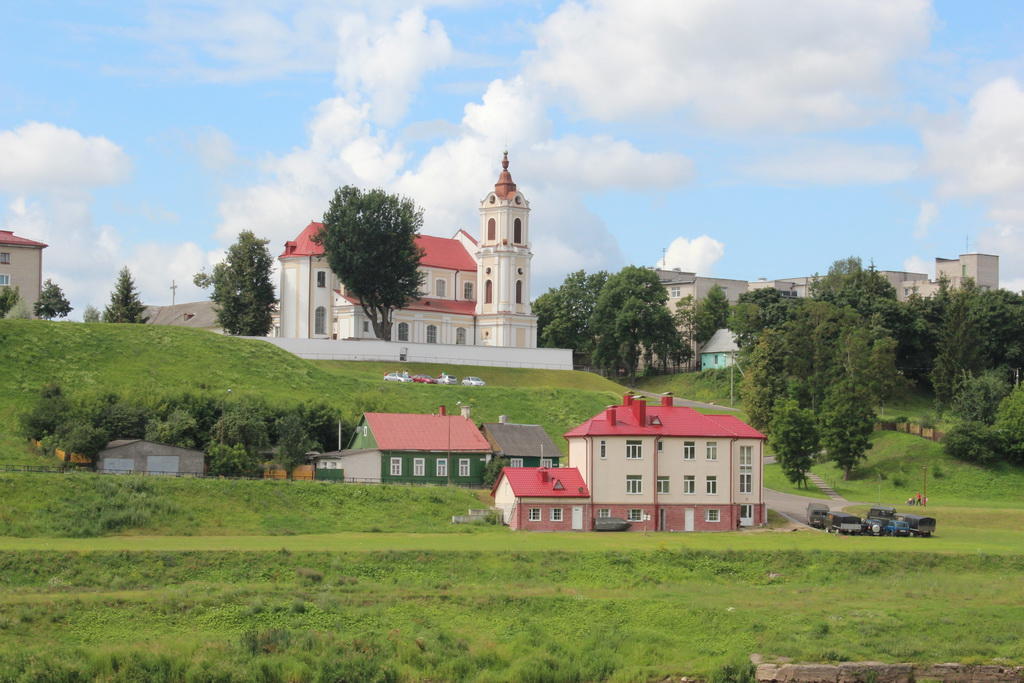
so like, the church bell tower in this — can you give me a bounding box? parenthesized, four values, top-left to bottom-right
(475, 152, 537, 348)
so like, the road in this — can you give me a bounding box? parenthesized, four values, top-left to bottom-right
(764, 486, 869, 526)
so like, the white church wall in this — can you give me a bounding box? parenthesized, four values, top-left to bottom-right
(251, 337, 573, 370)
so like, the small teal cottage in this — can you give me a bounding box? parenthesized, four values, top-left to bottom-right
(700, 328, 738, 369)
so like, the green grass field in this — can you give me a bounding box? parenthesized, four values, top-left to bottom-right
(633, 368, 740, 407)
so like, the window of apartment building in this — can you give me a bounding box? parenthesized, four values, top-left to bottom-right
(413, 458, 425, 477)
(625, 440, 642, 459)
(550, 508, 563, 522)
(390, 458, 402, 476)
(626, 474, 642, 494)
(316, 271, 326, 288)
(458, 459, 470, 477)
(426, 325, 438, 344)
(683, 441, 695, 460)
(670, 286, 680, 298)
(657, 440, 663, 453)
(740, 472, 752, 494)
(436, 458, 447, 477)
(0, 274, 7, 285)
(528, 508, 541, 522)
(598, 508, 611, 518)
(740, 445, 753, 494)
(706, 442, 718, 461)
(540, 458, 552, 468)
(628, 509, 643, 522)
(456, 328, 466, 345)
(599, 440, 606, 459)
(510, 458, 523, 468)
(705, 509, 720, 523)
(657, 476, 670, 494)
(706, 475, 717, 495)
(683, 475, 695, 494)
(397, 322, 409, 342)
(0, 252, 9, 264)
(436, 279, 446, 298)
(464, 282, 473, 300)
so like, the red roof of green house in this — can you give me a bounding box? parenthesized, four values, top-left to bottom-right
(364, 412, 491, 452)
(564, 394, 765, 440)
(490, 467, 590, 498)
(0, 229, 47, 248)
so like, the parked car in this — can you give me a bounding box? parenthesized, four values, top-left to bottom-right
(411, 374, 436, 384)
(594, 517, 631, 531)
(383, 371, 412, 383)
(862, 505, 898, 536)
(827, 511, 862, 535)
(895, 513, 935, 537)
(462, 376, 486, 386)
(436, 373, 458, 385)
(806, 502, 830, 529)
(883, 518, 911, 537)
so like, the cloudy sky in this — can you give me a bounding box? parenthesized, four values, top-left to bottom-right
(4, 0, 1024, 315)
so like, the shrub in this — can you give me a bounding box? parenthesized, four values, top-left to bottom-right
(943, 421, 1005, 465)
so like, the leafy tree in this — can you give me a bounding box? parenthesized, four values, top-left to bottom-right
(194, 231, 276, 336)
(88, 394, 148, 439)
(694, 284, 729, 345)
(274, 411, 315, 469)
(534, 269, 609, 363)
(740, 329, 788, 431)
(19, 383, 70, 439)
(103, 267, 148, 323)
(299, 402, 346, 452)
(206, 442, 257, 477)
(315, 186, 424, 340)
(82, 305, 101, 323)
(591, 266, 679, 380)
(55, 422, 109, 460)
(809, 257, 898, 315)
(768, 399, 819, 488)
(943, 421, 1005, 465)
(931, 283, 982, 411)
(670, 296, 696, 369)
(951, 369, 1011, 425)
(146, 409, 201, 449)
(818, 380, 875, 479)
(33, 279, 72, 320)
(0, 286, 20, 318)
(730, 288, 799, 347)
(5, 297, 32, 319)
(211, 401, 270, 455)
(994, 385, 1024, 465)
(482, 456, 507, 488)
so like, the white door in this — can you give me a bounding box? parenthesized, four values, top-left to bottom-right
(684, 508, 695, 532)
(740, 504, 754, 527)
(571, 506, 583, 530)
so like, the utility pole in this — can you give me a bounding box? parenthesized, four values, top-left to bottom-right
(922, 465, 928, 507)
(170, 280, 177, 306)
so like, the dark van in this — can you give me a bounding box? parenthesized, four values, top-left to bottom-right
(806, 502, 830, 529)
(896, 513, 936, 537)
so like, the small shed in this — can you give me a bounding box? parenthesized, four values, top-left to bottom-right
(700, 328, 739, 369)
(480, 419, 561, 468)
(96, 440, 205, 475)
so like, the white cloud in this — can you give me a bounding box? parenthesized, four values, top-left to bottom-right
(660, 235, 726, 275)
(335, 8, 453, 125)
(524, 136, 693, 190)
(191, 127, 237, 171)
(743, 143, 917, 185)
(529, 0, 932, 130)
(914, 201, 938, 239)
(902, 255, 931, 277)
(0, 122, 131, 193)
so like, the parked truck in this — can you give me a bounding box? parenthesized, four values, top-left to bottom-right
(895, 513, 936, 537)
(827, 511, 862, 535)
(806, 502, 830, 529)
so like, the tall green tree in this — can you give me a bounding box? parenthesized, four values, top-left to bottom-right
(931, 283, 982, 411)
(103, 267, 148, 323)
(33, 279, 72, 320)
(768, 399, 819, 488)
(315, 186, 424, 341)
(740, 328, 788, 430)
(194, 231, 276, 336)
(994, 384, 1024, 465)
(533, 269, 609, 363)
(0, 286, 21, 318)
(952, 369, 1011, 425)
(82, 305, 101, 323)
(694, 284, 729, 345)
(274, 411, 315, 469)
(819, 380, 875, 479)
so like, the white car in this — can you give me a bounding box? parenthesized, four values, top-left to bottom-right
(383, 371, 413, 383)
(462, 376, 486, 386)
(436, 374, 458, 385)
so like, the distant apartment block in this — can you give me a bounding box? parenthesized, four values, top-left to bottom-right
(654, 268, 749, 308)
(0, 229, 47, 313)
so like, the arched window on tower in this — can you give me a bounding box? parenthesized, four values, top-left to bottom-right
(485, 279, 493, 304)
(513, 218, 522, 244)
(515, 280, 523, 304)
(426, 325, 438, 344)
(397, 322, 409, 342)
(435, 279, 446, 298)
(314, 307, 326, 335)
(487, 218, 496, 241)
(456, 328, 466, 345)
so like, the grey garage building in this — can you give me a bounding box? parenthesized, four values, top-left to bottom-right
(97, 440, 205, 476)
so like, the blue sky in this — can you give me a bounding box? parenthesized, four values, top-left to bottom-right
(3, 0, 1024, 315)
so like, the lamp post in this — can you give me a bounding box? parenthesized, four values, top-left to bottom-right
(921, 465, 927, 507)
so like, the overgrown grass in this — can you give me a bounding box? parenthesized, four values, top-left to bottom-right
(631, 368, 739, 407)
(0, 550, 1021, 681)
(763, 462, 830, 500)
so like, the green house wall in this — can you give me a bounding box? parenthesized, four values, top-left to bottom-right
(379, 451, 489, 486)
(347, 418, 379, 450)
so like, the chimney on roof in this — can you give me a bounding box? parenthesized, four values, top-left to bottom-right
(439, 405, 447, 416)
(605, 406, 616, 424)
(622, 393, 633, 406)
(498, 414, 508, 424)
(461, 404, 471, 419)
(632, 398, 647, 425)
(661, 393, 673, 407)
(539, 468, 549, 483)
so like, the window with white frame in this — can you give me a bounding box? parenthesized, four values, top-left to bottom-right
(436, 458, 447, 477)
(314, 307, 326, 335)
(0, 252, 9, 264)
(598, 508, 611, 518)
(740, 504, 753, 520)
(599, 440, 606, 459)
(0, 274, 9, 286)
(683, 475, 695, 494)
(626, 474, 642, 494)
(316, 271, 326, 288)
(550, 508, 563, 522)
(390, 457, 402, 476)
(413, 458, 425, 476)
(628, 509, 643, 522)
(540, 458, 552, 468)
(458, 458, 470, 477)
(397, 322, 409, 342)
(528, 508, 541, 522)
(706, 475, 717, 495)
(705, 509, 720, 523)
(740, 473, 752, 494)
(657, 476, 670, 494)
(426, 325, 438, 344)
(435, 279, 446, 297)
(740, 445, 753, 494)
(510, 458, 523, 468)
(464, 281, 473, 300)
(625, 440, 642, 459)
(683, 441, 695, 460)
(706, 442, 718, 460)
(670, 286, 680, 297)
(455, 328, 466, 345)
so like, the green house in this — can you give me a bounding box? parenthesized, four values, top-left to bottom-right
(700, 328, 738, 370)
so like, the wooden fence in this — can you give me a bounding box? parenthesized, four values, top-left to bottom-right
(875, 422, 945, 442)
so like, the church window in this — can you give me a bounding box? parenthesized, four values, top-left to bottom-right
(515, 280, 523, 304)
(485, 279, 493, 304)
(435, 279, 446, 298)
(314, 307, 326, 335)
(397, 322, 409, 342)
(513, 218, 522, 244)
(487, 218, 495, 241)
(427, 325, 438, 344)
(316, 271, 326, 288)
(464, 282, 473, 300)
(456, 328, 466, 345)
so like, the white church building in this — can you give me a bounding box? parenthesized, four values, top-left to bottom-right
(277, 153, 538, 349)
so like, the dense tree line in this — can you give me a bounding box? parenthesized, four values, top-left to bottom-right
(20, 385, 347, 476)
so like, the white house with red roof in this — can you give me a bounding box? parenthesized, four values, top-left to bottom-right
(0, 229, 48, 314)
(492, 467, 590, 531)
(277, 153, 537, 348)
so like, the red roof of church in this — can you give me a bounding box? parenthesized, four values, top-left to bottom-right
(0, 230, 47, 248)
(565, 395, 765, 439)
(281, 222, 476, 272)
(364, 412, 491, 452)
(491, 467, 590, 498)
(338, 293, 476, 316)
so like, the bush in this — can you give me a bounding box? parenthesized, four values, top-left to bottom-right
(943, 421, 1005, 465)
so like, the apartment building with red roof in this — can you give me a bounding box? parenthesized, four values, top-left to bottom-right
(277, 153, 537, 349)
(0, 229, 48, 314)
